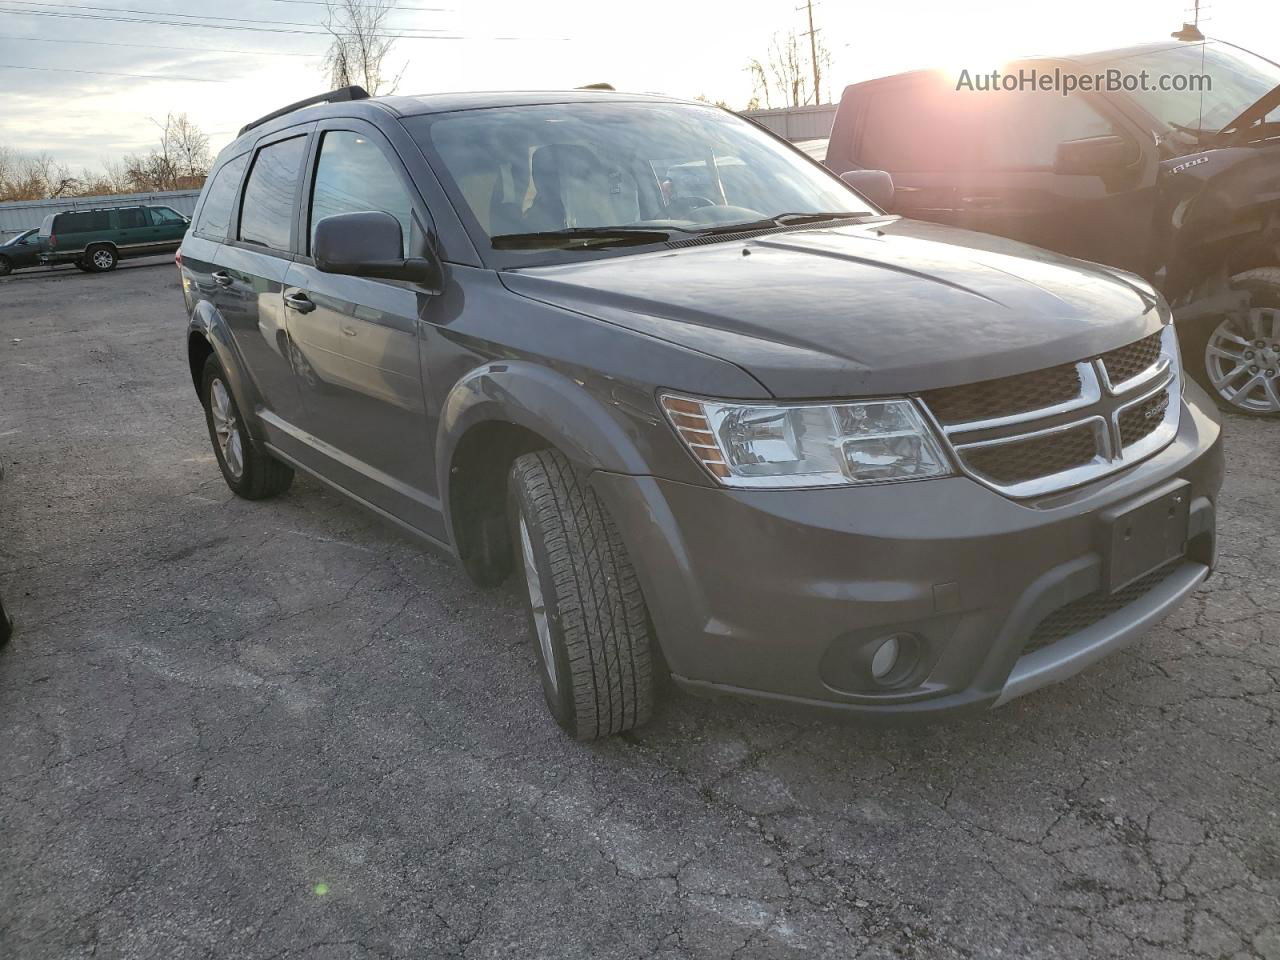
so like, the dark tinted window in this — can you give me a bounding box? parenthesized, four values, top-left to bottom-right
(309, 131, 414, 256)
(150, 206, 185, 225)
(116, 207, 147, 228)
(859, 77, 1119, 171)
(239, 136, 306, 250)
(195, 152, 248, 240)
(58, 211, 111, 233)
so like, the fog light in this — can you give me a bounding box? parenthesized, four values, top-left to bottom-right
(871, 635, 902, 680)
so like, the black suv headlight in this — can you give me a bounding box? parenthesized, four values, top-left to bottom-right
(660, 393, 952, 489)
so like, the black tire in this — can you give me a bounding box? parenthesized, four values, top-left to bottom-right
(1182, 267, 1280, 416)
(200, 355, 294, 500)
(85, 244, 117, 273)
(74, 259, 91, 272)
(0, 257, 11, 277)
(508, 449, 654, 739)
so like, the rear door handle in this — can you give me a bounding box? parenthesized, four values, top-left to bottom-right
(340, 324, 357, 337)
(211, 270, 233, 287)
(284, 292, 316, 314)
(961, 195, 1002, 207)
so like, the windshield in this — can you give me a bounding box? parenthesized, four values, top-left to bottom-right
(1102, 41, 1280, 134)
(409, 102, 873, 251)
(2, 230, 34, 246)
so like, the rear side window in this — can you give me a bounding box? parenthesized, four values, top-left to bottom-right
(116, 207, 147, 229)
(58, 211, 111, 233)
(195, 153, 248, 240)
(308, 131, 415, 257)
(238, 136, 307, 251)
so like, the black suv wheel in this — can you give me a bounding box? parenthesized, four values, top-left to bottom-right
(508, 449, 654, 739)
(200, 356, 294, 499)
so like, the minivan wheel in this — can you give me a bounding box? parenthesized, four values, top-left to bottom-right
(1191, 268, 1280, 416)
(86, 245, 117, 273)
(508, 449, 654, 739)
(200, 356, 294, 499)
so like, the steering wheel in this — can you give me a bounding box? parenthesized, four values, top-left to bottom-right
(666, 196, 717, 217)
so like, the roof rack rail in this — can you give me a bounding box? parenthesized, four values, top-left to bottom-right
(238, 85, 370, 137)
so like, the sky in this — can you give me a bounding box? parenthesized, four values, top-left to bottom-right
(1, 0, 1279, 171)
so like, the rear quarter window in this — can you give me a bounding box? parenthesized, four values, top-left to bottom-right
(194, 153, 249, 240)
(58, 211, 112, 233)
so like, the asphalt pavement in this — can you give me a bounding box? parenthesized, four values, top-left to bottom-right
(1, 262, 1278, 959)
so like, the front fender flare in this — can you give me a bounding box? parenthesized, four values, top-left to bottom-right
(437, 361, 658, 540)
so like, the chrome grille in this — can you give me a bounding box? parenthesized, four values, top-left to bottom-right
(1101, 332, 1163, 388)
(924, 363, 1082, 426)
(920, 327, 1181, 498)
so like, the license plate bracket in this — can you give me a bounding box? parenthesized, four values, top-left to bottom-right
(1103, 481, 1191, 594)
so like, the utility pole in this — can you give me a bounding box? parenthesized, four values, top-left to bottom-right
(798, 0, 821, 104)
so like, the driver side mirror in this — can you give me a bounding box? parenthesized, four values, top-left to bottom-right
(1053, 135, 1140, 177)
(314, 211, 443, 290)
(840, 169, 895, 211)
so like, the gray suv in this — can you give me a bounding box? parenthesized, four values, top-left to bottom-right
(179, 86, 1223, 739)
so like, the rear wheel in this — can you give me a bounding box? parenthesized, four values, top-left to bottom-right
(1188, 268, 1280, 416)
(85, 245, 117, 273)
(200, 356, 293, 499)
(508, 449, 654, 739)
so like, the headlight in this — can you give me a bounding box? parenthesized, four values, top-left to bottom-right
(660, 393, 952, 488)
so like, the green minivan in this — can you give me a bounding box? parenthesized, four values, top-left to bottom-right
(38, 204, 190, 273)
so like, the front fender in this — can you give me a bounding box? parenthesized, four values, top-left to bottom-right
(187, 299, 267, 444)
(436, 359, 709, 543)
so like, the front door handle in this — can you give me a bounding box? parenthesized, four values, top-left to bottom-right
(211, 270, 233, 287)
(960, 195, 1002, 207)
(340, 324, 357, 337)
(284, 292, 316, 314)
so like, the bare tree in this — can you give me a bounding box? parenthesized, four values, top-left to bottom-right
(163, 114, 211, 181)
(322, 0, 406, 95)
(745, 28, 833, 109)
(0, 147, 75, 201)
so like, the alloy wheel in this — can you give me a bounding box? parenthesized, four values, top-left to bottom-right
(1205, 307, 1280, 414)
(209, 378, 245, 478)
(518, 515, 558, 694)
(92, 249, 114, 270)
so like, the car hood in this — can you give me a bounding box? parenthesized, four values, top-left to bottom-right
(500, 217, 1166, 398)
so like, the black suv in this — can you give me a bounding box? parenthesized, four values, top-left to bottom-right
(180, 86, 1222, 738)
(826, 39, 1280, 415)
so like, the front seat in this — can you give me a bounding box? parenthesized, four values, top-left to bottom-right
(523, 144, 640, 233)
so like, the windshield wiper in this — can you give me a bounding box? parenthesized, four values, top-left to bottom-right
(691, 211, 872, 237)
(491, 227, 673, 250)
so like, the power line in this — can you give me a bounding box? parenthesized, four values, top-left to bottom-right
(3, 0, 454, 34)
(0, 62, 225, 82)
(0, 33, 321, 57)
(0, 5, 557, 40)
(262, 0, 449, 10)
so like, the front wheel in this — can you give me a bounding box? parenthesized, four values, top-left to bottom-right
(1188, 268, 1280, 416)
(508, 449, 654, 739)
(0, 257, 11, 277)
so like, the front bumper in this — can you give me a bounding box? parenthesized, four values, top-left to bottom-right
(592, 384, 1223, 719)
